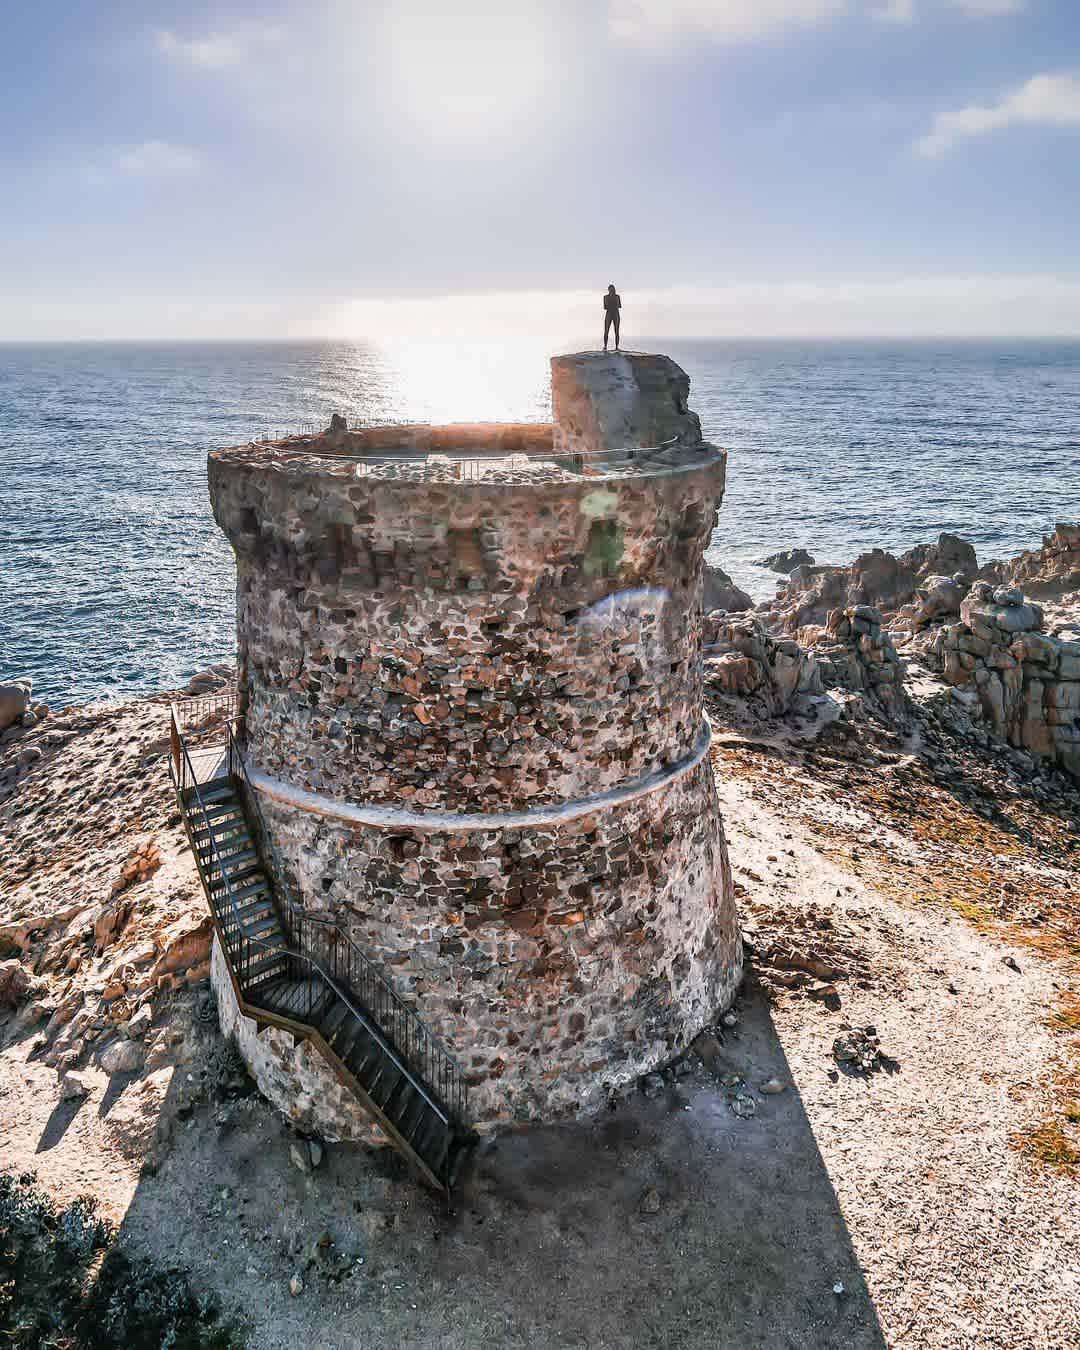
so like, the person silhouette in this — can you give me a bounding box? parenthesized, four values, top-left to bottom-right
(603, 284, 621, 352)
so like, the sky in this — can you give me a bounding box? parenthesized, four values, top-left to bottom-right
(3, 0, 1080, 339)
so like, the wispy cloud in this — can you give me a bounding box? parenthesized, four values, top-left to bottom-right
(609, 0, 1019, 43)
(609, 0, 847, 45)
(948, 0, 1023, 15)
(873, 0, 915, 23)
(83, 140, 203, 184)
(915, 72, 1080, 156)
(155, 22, 284, 70)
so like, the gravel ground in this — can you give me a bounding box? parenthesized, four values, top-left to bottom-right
(2, 686, 1079, 1347)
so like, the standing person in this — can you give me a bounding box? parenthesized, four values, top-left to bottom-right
(603, 284, 621, 351)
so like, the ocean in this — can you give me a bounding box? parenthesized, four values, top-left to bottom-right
(1, 337, 1077, 708)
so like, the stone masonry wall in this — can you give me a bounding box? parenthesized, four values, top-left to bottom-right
(211, 935, 384, 1145)
(211, 449, 722, 812)
(257, 756, 739, 1128)
(207, 352, 742, 1131)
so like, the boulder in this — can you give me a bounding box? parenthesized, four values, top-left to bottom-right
(0, 679, 32, 733)
(59, 1072, 90, 1101)
(913, 575, 965, 625)
(703, 612, 821, 716)
(702, 563, 753, 614)
(99, 1039, 145, 1075)
(0, 958, 33, 1008)
(756, 548, 815, 574)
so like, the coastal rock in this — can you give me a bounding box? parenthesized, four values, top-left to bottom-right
(981, 522, 1080, 598)
(703, 612, 821, 716)
(912, 575, 965, 626)
(931, 591, 1080, 778)
(183, 664, 235, 696)
(763, 533, 980, 635)
(802, 605, 907, 721)
(702, 562, 753, 614)
(757, 548, 815, 574)
(0, 679, 32, 733)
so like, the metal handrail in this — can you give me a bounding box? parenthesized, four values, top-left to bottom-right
(172, 691, 239, 733)
(241, 429, 687, 465)
(222, 720, 469, 1124)
(168, 702, 468, 1128)
(170, 705, 459, 1130)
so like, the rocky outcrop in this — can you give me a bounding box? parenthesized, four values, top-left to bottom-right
(802, 606, 907, 721)
(703, 563, 753, 613)
(549, 351, 704, 452)
(756, 548, 815, 574)
(762, 533, 979, 634)
(983, 522, 1080, 598)
(703, 612, 821, 716)
(929, 582, 1079, 777)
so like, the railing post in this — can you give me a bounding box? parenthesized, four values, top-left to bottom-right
(170, 713, 181, 785)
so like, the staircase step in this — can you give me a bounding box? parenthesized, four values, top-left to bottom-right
(240, 951, 289, 985)
(396, 1087, 426, 1142)
(241, 913, 281, 940)
(218, 862, 262, 889)
(413, 1114, 452, 1180)
(218, 848, 257, 873)
(196, 784, 237, 805)
(193, 810, 243, 834)
(232, 879, 271, 907)
(199, 835, 253, 861)
(381, 1072, 412, 1119)
(345, 1025, 379, 1078)
(335, 1018, 366, 1064)
(194, 826, 245, 850)
(319, 1000, 351, 1045)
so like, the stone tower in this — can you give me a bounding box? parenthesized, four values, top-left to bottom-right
(208, 351, 741, 1133)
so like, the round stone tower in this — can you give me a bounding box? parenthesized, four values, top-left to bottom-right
(208, 351, 741, 1131)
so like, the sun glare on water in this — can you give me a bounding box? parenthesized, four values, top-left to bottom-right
(374, 334, 555, 424)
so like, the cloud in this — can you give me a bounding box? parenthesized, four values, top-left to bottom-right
(873, 0, 915, 22)
(155, 22, 283, 70)
(608, 0, 1024, 42)
(915, 72, 1080, 156)
(609, 0, 848, 44)
(83, 141, 202, 183)
(948, 0, 1022, 14)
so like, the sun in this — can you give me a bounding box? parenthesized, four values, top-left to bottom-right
(376, 0, 560, 150)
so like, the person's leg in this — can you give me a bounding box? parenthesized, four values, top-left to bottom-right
(613, 313, 621, 350)
(603, 313, 612, 349)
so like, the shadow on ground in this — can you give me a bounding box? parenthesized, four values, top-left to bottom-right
(106, 979, 887, 1350)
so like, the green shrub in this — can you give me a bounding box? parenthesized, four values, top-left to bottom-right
(0, 1171, 242, 1349)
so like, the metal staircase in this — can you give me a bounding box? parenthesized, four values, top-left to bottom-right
(169, 696, 471, 1195)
